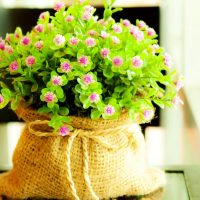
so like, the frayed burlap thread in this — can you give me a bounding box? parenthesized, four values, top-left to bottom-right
(0, 105, 166, 199)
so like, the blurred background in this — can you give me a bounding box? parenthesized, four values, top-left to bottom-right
(0, 0, 200, 170)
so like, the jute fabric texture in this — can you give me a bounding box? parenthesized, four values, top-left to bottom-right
(0, 105, 166, 199)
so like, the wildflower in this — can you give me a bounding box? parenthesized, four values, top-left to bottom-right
(149, 44, 160, 54)
(143, 110, 154, 120)
(137, 20, 147, 29)
(65, 15, 74, 22)
(69, 37, 79, 46)
(164, 53, 172, 68)
(134, 30, 144, 41)
(89, 93, 100, 103)
(21, 36, 31, 46)
(122, 19, 131, 27)
(78, 56, 89, 66)
(173, 95, 184, 106)
(175, 79, 183, 91)
(100, 48, 110, 58)
(9, 61, 18, 72)
(39, 11, 48, 20)
(100, 31, 109, 39)
(0, 94, 4, 104)
(112, 24, 122, 33)
(131, 56, 143, 68)
(54, 2, 65, 11)
(112, 56, 123, 67)
(52, 75, 62, 86)
(88, 30, 97, 36)
(25, 56, 36, 67)
(84, 5, 94, 13)
(44, 91, 56, 103)
(85, 38, 96, 47)
(35, 41, 44, 50)
(5, 34, 11, 42)
(53, 34, 65, 46)
(104, 105, 115, 116)
(82, 11, 92, 21)
(5, 46, 13, 54)
(60, 61, 72, 72)
(83, 74, 94, 85)
(147, 28, 156, 36)
(14, 32, 20, 39)
(111, 36, 120, 44)
(0, 40, 5, 50)
(59, 125, 70, 136)
(130, 25, 139, 36)
(34, 24, 44, 33)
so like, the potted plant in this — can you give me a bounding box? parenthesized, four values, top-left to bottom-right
(0, 0, 183, 199)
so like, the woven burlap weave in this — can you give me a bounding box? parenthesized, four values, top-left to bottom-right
(0, 105, 166, 200)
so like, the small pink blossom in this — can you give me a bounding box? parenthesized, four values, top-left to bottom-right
(176, 79, 183, 91)
(112, 56, 123, 67)
(147, 28, 156, 36)
(34, 24, 44, 33)
(112, 24, 122, 33)
(61, 62, 72, 72)
(100, 31, 109, 39)
(84, 5, 94, 13)
(134, 30, 144, 41)
(21, 36, 31, 46)
(69, 37, 79, 46)
(104, 105, 115, 116)
(78, 56, 89, 66)
(53, 34, 65, 46)
(48, 23, 53, 30)
(65, 15, 74, 22)
(78, 0, 85, 3)
(5, 46, 13, 54)
(39, 12, 48, 20)
(100, 48, 110, 58)
(9, 61, 19, 72)
(35, 41, 44, 50)
(150, 44, 160, 54)
(44, 92, 56, 103)
(130, 25, 139, 36)
(137, 20, 147, 29)
(98, 19, 107, 26)
(164, 53, 172, 68)
(143, 110, 154, 120)
(14, 32, 20, 39)
(85, 38, 96, 47)
(52, 75, 62, 85)
(82, 11, 92, 21)
(89, 93, 99, 103)
(83, 74, 94, 85)
(25, 56, 36, 67)
(132, 56, 143, 68)
(122, 19, 131, 27)
(0, 40, 5, 50)
(0, 94, 4, 104)
(54, 2, 65, 11)
(111, 36, 120, 44)
(59, 125, 70, 136)
(88, 30, 97, 36)
(173, 95, 184, 106)
(5, 34, 11, 42)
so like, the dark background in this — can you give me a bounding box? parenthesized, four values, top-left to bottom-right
(0, 7, 160, 127)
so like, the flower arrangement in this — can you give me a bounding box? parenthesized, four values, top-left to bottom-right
(0, 0, 183, 135)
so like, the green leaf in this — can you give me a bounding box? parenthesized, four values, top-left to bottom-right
(91, 109, 101, 119)
(11, 95, 21, 110)
(153, 99, 165, 109)
(56, 87, 64, 99)
(59, 107, 69, 116)
(31, 82, 38, 92)
(38, 105, 51, 114)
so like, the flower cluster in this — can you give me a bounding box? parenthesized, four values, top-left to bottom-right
(0, 0, 183, 135)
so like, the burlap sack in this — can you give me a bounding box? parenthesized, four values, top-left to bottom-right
(0, 105, 166, 200)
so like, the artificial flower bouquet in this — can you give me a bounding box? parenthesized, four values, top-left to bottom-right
(0, 0, 182, 199)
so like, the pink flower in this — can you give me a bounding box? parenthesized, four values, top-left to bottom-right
(84, 5, 94, 13)
(176, 79, 183, 91)
(100, 31, 109, 39)
(82, 11, 92, 21)
(44, 92, 56, 103)
(25, 56, 36, 67)
(122, 19, 131, 27)
(173, 95, 184, 106)
(83, 74, 94, 85)
(78, 56, 89, 66)
(48, 23, 53, 30)
(9, 61, 19, 72)
(143, 110, 154, 120)
(59, 125, 70, 136)
(34, 24, 44, 33)
(111, 36, 120, 44)
(132, 56, 143, 68)
(137, 20, 147, 29)
(39, 12, 48, 20)
(21, 36, 30, 46)
(52, 75, 62, 85)
(0, 94, 4, 104)
(134, 30, 144, 41)
(65, 15, 74, 22)
(54, 2, 65, 11)
(130, 25, 139, 36)
(78, 0, 85, 3)
(89, 93, 99, 103)
(150, 44, 160, 54)
(69, 37, 79, 46)
(112, 56, 123, 67)
(35, 41, 44, 50)
(5, 46, 13, 54)
(100, 48, 110, 58)
(0, 40, 5, 50)
(5, 34, 11, 42)
(53, 34, 65, 46)
(147, 28, 156, 36)
(164, 53, 172, 68)
(88, 30, 97, 36)
(112, 24, 122, 33)
(60, 62, 72, 72)
(104, 105, 115, 116)
(85, 38, 96, 47)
